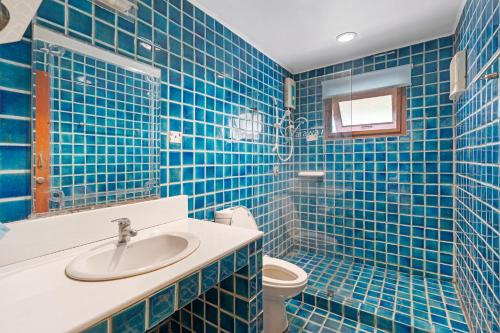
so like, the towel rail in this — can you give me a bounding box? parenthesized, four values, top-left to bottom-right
(470, 49, 499, 84)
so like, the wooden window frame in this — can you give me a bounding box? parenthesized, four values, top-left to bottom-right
(324, 87, 407, 139)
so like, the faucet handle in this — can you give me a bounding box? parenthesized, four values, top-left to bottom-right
(111, 217, 131, 227)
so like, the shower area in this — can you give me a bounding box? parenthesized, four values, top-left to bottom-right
(276, 43, 471, 333)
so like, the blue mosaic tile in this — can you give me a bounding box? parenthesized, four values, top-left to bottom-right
(0, 174, 30, 199)
(148, 284, 176, 328)
(178, 272, 200, 309)
(220, 253, 235, 281)
(68, 7, 92, 37)
(201, 261, 219, 293)
(286, 300, 382, 333)
(111, 301, 146, 333)
(95, 21, 115, 47)
(0, 199, 31, 223)
(167, 250, 262, 332)
(0, 118, 30, 144)
(285, 250, 470, 333)
(1, 1, 296, 271)
(0, 1, 494, 332)
(235, 275, 249, 299)
(76, 243, 262, 333)
(0, 62, 31, 91)
(292, 35, 455, 280)
(0, 39, 31, 64)
(219, 289, 234, 314)
(236, 245, 249, 270)
(37, 0, 65, 27)
(0, 90, 31, 118)
(454, 1, 499, 333)
(82, 320, 108, 333)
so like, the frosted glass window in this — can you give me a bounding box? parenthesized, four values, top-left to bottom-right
(339, 95, 393, 126)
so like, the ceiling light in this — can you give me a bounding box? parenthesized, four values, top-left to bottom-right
(336, 32, 357, 43)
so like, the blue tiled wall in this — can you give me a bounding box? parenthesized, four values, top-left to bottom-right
(291, 36, 455, 280)
(0, 0, 295, 256)
(0, 37, 32, 223)
(0, 4, 496, 332)
(454, 0, 499, 332)
(32, 41, 162, 211)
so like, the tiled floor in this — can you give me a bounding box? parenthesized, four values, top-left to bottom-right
(287, 299, 385, 333)
(283, 250, 470, 333)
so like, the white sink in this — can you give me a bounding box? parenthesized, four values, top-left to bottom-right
(66, 232, 200, 281)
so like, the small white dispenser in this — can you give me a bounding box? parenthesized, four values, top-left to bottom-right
(449, 49, 467, 100)
(284, 77, 296, 110)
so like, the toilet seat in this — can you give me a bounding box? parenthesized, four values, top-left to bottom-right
(263, 256, 308, 288)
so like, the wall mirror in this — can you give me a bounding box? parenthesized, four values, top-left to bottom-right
(31, 26, 161, 217)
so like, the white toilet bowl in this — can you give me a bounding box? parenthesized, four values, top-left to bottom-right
(214, 207, 309, 333)
(262, 256, 308, 333)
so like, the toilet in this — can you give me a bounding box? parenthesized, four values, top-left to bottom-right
(215, 207, 308, 333)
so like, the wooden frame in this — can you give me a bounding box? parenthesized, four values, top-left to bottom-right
(35, 70, 51, 213)
(324, 87, 407, 139)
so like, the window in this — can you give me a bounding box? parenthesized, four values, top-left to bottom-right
(324, 87, 406, 139)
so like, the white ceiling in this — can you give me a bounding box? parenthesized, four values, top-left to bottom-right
(188, 0, 466, 74)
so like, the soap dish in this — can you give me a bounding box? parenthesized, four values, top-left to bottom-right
(298, 171, 325, 177)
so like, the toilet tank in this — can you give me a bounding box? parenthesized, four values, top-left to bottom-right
(215, 207, 259, 231)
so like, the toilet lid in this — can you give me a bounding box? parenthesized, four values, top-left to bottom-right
(262, 256, 308, 287)
(228, 207, 259, 230)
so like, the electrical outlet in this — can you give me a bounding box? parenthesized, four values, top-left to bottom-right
(169, 131, 182, 144)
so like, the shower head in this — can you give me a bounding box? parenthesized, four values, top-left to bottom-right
(0, 1, 10, 32)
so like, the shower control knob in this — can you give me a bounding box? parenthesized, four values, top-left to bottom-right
(36, 177, 46, 184)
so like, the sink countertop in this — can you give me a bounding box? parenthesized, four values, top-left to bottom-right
(0, 219, 263, 333)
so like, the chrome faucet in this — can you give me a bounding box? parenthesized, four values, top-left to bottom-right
(111, 218, 137, 245)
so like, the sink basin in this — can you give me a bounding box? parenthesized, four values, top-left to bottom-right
(66, 232, 200, 281)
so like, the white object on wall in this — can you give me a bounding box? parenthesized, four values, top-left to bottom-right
(230, 111, 263, 141)
(169, 131, 183, 144)
(96, 0, 138, 18)
(322, 64, 412, 99)
(33, 25, 161, 78)
(306, 133, 318, 142)
(298, 171, 325, 178)
(0, 0, 42, 44)
(284, 77, 296, 110)
(449, 49, 467, 100)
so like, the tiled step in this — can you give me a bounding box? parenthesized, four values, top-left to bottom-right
(286, 299, 387, 333)
(293, 286, 432, 333)
(283, 250, 470, 333)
